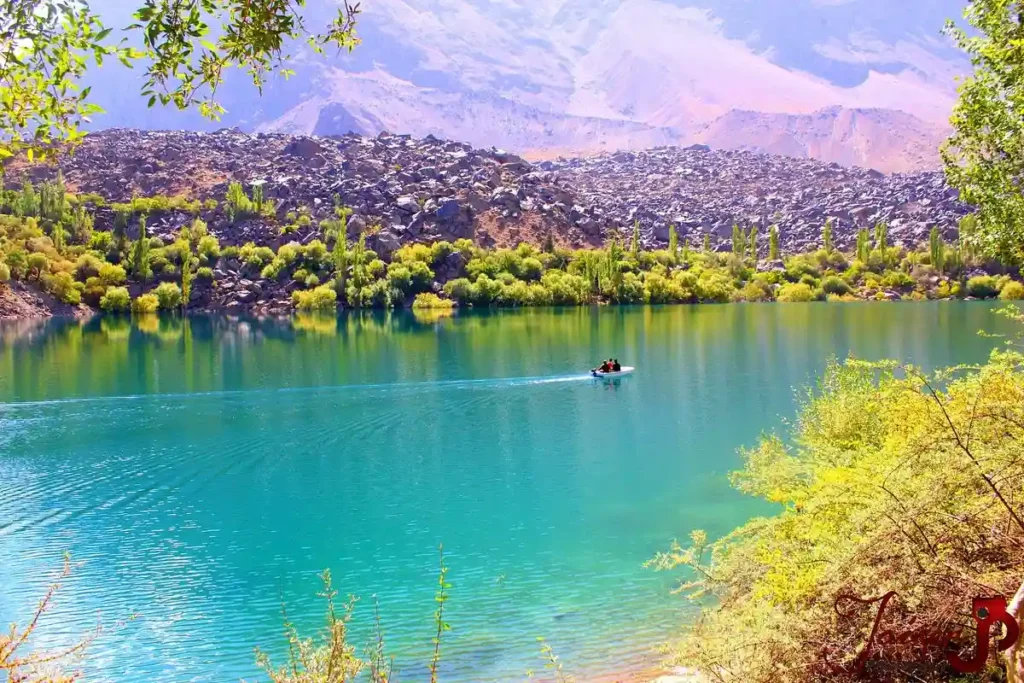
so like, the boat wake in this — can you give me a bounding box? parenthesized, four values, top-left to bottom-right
(0, 373, 596, 409)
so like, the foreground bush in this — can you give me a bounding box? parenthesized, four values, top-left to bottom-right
(649, 347, 1024, 682)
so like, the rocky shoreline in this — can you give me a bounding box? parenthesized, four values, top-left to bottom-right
(0, 129, 983, 321)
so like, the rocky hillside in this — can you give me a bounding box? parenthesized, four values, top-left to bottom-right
(13, 129, 968, 260)
(543, 146, 968, 252)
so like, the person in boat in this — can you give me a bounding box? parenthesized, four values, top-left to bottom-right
(595, 359, 613, 373)
(612, 359, 621, 372)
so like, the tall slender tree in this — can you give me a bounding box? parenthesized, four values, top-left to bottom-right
(748, 226, 759, 261)
(930, 227, 946, 273)
(874, 221, 888, 253)
(823, 218, 834, 254)
(180, 239, 194, 310)
(856, 229, 871, 264)
(131, 215, 151, 284)
(768, 225, 780, 261)
(731, 224, 746, 258)
(668, 224, 679, 265)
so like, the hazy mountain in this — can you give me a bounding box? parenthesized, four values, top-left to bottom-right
(84, 0, 969, 171)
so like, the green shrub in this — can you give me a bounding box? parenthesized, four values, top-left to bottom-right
(304, 274, 320, 288)
(412, 293, 455, 309)
(999, 280, 1024, 300)
(42, 271, 81, 304)
(5, 251, 28, 279)
(154, 281, 183, 310)
(89, 231, 113, 252)
(408, 261, 434, 292)
(262, 259, 285, 280)
(394, 243, 433, 264)
(880, 270, 915, 290)
(695, 271, 733, 303)
(27, 252, 49, 278)
(967, 275, 1000, 298)
(197, 235, 220, 260)
(784, 256, 821, 282)
(520, 257, 543, 281)
(132, 293, 160, 314)
(100, 286, 131, 313)
(821, 275, 851, 296)
(277, 243, 300, 265)
(293, 285, 337, 312)
(733, 281, 773, 302)
(429, 241, 454, 265)
(0, 262, 9, 283)
(81, 278, 106, 306)
(239, 242, 275, 269)
(443, 278, 473, 305)
(196, 266, 214, 282)
(386, 264, 413, 293)
(777, 282, 815, 302)
(367, 259, 386, 279)
(98, 263, 127, 286)
(470, 274, 504, 306)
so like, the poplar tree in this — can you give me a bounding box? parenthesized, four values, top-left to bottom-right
(768, 225, 780, 261)
(131, 215, 151, 284)
(181, 239, 194, 310)
(930, 227, 945, 273)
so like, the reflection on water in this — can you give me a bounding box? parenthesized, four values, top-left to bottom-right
(0, 303, 1010, 683)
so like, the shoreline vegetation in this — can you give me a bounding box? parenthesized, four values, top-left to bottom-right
(645, 309, 1024, 683)
(0, 178, 1020, 322)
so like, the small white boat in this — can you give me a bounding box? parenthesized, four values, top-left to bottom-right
(591, 366, 635, 378)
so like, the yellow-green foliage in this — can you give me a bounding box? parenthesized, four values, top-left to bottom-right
(1001, 280, 1024, 300)
(99, 286, 130, 313)
(413, 293, 455, 309)
(776, 282, 815, 302)
(131, 293, 160, 314)
(98, 263, 126, 286)
(293, 285, 337, 312)
(153, 282, 182, 310)
(0, 184, 1014, 312)
(649, 351, 1024, 682)
(967, 275, 1000, 298)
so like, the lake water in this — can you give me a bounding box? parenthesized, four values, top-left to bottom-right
(0, 303, 1012, 682)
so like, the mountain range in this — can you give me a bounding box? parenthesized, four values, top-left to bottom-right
(85, 0, 970, 173)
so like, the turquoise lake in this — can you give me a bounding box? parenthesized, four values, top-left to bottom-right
(0, 303, 1013, 682)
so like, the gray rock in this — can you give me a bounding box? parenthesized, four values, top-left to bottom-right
(436, 199, 461, 221)
(396, 196, 420, 213)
